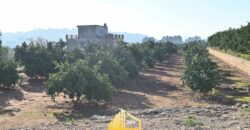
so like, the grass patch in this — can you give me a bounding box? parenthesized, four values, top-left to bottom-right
(65, 117, 76, 125)
(236, 96, 250, 103)
(211, 88, 219, 96)
(242, 107, 250, 112)
(234, 82, 250, 88)
(223, 49, 250, 61)
(239, 53, 250, 60)
(183, 116, 203, 127)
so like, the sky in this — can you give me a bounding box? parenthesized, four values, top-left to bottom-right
(0, 0, 250, 39)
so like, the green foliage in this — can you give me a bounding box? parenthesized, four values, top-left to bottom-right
(129, 40, 178, 69)
(208, 23, 250, 54)
(45, 60, 115, 102)
(45, 40, 178, 102)
(67, 43, 130, 87)
(153, 41, 178, 62)
(211, 88, 219, 96)
(65, 117, 76, 125)
(182, 42, 219, 93)
(0, 41, 19, 88)
(0, 60, 19, 88)
(14, 39, 66, 78)
(183, 116, 203, 127)
(112, 42, 139, 78)
(242, 107, 250, 112)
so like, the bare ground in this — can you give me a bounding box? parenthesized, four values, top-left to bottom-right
(0, 52, 249, 130)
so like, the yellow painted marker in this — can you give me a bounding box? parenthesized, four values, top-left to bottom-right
(108, 109, 142, 130)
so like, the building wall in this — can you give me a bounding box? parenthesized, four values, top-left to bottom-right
(66, 24, 123, 51)
(67, 38, 118, 51)
(66, 38, 81, 51)
(77, 25, 108, 39)
(96, 26, 108, 38)
(208, 48, 250, 76)
(78, 26, 96, 39)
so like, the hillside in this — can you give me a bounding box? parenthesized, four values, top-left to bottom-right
(1, 29, 148, 48)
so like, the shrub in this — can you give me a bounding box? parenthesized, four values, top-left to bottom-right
(15, 39, 66, 78)
(0, 60, 19, 88)
(0, 44, 19, 88)
(67, 43, 130, 87)
(182, 42, 219, 93)
(183, 116, 203, 127)
(113, 42, 140, 78)
(45, 60, 115, 102)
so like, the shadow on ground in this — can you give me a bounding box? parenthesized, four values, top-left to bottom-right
(20, 79, 46, 93)
(52, 102, 118, 122)
(0, 88, 24, 115)
(209, 56, 250, 105)
(110, 53, 184, 109)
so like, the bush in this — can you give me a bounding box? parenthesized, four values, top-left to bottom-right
(45, 60, 115, 102)
(153, 41, 178, 62)
(183, 116, 203, 127)
(67, 43, 130, 87)
(113, 42, 140, 78)
(0, 43, 19, 88)
(99, 54, 129, 87)
(0, 60, 19, 88)
(15, 39, 66, 78)
(182, 42, 219, 93)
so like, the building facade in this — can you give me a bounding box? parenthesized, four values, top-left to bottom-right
(66, 23, 124, 50)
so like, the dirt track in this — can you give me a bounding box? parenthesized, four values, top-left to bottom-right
(111, 52, 206, 109)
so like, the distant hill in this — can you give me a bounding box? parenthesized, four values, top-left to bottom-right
(1, 29, 148, 48)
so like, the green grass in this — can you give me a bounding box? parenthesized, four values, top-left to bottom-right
(239, 53, 250, 60)
(211, 88, 219, 96)
(183, 116, 203, 127)
(232, 80, 250, 88)
(242, 107, 250, 112)
(222, 49, 250, 61)
(65, 117, 76, 125)
(236, 96, 250, 103)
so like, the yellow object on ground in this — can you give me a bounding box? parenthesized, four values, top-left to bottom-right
(108, 109, 142, 130)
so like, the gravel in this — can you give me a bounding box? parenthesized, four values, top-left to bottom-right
(17, 104, 250, 130)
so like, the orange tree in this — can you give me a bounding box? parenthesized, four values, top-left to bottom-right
(182, 42, 218, 93)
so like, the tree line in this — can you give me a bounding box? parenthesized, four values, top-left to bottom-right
(208, 22, 250, 54)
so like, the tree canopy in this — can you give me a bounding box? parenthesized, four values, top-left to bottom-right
(208, 23, 250, 54)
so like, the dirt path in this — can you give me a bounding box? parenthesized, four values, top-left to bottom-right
(111, 52, 206, 109)
(210, 55, 250, 103)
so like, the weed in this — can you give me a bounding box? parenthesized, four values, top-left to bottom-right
(211, 88, 219, 96)
(183, 116, 203, 127)
(65, 117, 76, 125)
(242, 107, 250, 112)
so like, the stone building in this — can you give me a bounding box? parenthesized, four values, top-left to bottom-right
(66, 23, 124, 50)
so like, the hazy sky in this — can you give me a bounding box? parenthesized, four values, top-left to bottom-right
(1, 0, 250, 39)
